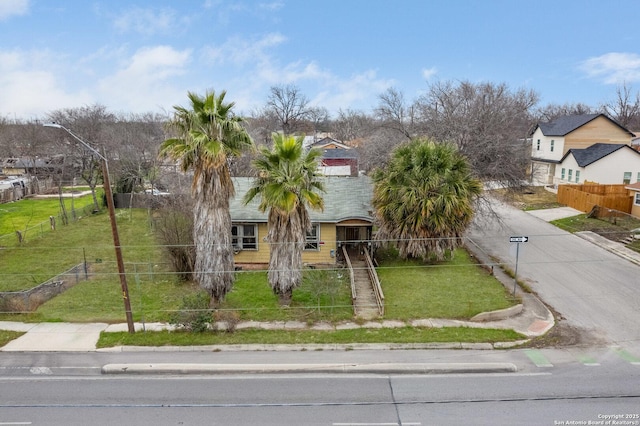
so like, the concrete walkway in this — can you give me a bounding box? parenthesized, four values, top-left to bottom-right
(0, 283, 553, 353)
(527, 206, 582, 221)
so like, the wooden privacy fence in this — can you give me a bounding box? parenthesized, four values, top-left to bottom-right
(557, 184, 632, 213)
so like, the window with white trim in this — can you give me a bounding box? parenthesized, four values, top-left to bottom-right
(536, 139, 540, 151)
(637, 172, 640, 183)
(575, 170, 580, 183)
(561, 168, 565, 180)
(623, 172, 632, 184)
(635, 193, 640, 206)
(304, 224, 320, 251)
(231, 224, 257, 250)
(550, 140, 554, 152)
(568, 169, 573, 182)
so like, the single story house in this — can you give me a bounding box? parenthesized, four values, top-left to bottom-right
(230, 175, 374, 268)
(554, 143, 640, 185)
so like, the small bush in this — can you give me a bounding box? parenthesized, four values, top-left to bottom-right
(169, 292, 213, 332)
(214, 310, 241, 333)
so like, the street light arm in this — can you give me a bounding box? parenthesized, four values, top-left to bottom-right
(42, 122, 135, 334)
(43, 123, 107, 161)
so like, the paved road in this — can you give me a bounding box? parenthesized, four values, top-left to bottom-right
(468, 199, 640, 346)
(1, 354, 638, 426)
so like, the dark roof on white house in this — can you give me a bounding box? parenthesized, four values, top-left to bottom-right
(532, 113, 633, 137)
(561, 143, 634, 167)
(230, 175, 373, 223)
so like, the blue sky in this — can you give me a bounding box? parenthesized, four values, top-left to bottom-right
(2, 0, 640, 120)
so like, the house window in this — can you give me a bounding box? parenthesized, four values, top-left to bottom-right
(536, 140, 540, 151)
(575, 170, 580, 183)
(550, 140, 554, 152)
(304, 224, 320, 251)
(637, 172, 640, 183)
(623, 172, 632, 184)
(561, 168, 565, 180)
(568, 169, 573, 182)
(635, 193, 640, 206)
(231, 224, 257, 250)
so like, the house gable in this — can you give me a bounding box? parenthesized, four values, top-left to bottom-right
(561, 143, 628, 167)
(309, 137, 351, 150)
(556, 143, 640, 185)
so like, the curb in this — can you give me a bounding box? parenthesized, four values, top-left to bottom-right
(101, 362, 518, 375)
(97, 342, 519, 353)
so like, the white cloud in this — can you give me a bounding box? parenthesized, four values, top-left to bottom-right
(113, 7, 183, 36)
(259, 1, 284, 11)
(580, 52, 640, 84)
(97, 46, 192, 112)
(202, 33, 286, 66)
(422, 67, 438, 80)
(0, 0, 28, 20)
(0, 49, 91, 118)
(314, 70, 394, 113)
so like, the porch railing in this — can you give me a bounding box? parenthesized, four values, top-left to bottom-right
(363, 247, 384, 316)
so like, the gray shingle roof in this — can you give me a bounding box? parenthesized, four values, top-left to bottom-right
(564, 143, 631, 167)
(538, 114, 602, 136)
(230, 176, 373, 223)
(321, 148, 359, 159)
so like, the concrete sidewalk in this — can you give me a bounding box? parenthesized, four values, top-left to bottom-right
(0, 282, 553, 353)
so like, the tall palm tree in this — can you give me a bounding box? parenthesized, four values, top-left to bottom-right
(372, 138, 482, 262)
(244, 134, 324, 305)
(160, 90, 253, 306)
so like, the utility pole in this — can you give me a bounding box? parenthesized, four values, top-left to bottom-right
(44, 123, 135, 333)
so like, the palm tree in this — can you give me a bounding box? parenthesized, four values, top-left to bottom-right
(372, 138, 482, 262)
(244, 134, 324, 305)
(160, 90, 253, 306)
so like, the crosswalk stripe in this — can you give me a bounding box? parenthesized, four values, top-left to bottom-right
(577, 355, 600, 366)
(612, 347, 640, 365)
(524, 349, 553, 367)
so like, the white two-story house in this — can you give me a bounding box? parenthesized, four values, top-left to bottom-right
(530, 113, 634, 185)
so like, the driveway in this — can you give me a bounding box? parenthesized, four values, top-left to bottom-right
(468, 200, 640, 346)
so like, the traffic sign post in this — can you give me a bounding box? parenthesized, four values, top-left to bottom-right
(510, 236, 528, 296)
(509, 236, 528, 243)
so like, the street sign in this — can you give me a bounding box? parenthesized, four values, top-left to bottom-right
(510, 236, 529, 243)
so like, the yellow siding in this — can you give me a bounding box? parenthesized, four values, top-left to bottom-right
(302, 223, 337, 264)
(234, 223, 337, 265)
(321, 143, 342, 149)
(233, 223, 269, 264)
(564, 116, 632, 153)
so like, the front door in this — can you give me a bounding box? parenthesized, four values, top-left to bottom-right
(345, 227, 359, 242)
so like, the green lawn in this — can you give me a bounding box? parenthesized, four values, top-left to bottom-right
(98, 326, 523, 348)
(377, 248, 516, 320)
(0, 208, 160, 293)
(551, 213, 640, 253)
(0, 330, 24, 347)
(0, 193, 97, 246)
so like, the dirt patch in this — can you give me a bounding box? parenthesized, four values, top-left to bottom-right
(522, 320, 605, 348)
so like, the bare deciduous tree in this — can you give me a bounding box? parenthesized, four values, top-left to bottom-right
(601, 82, 640, 129)
(536, 102, 596, 122)
(415, 80, 539, 186)
(47, 104, 117, 210)
(266, 84, 311, 135)
(374, 87, 417, 139)
(331, 108, 374, 142)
